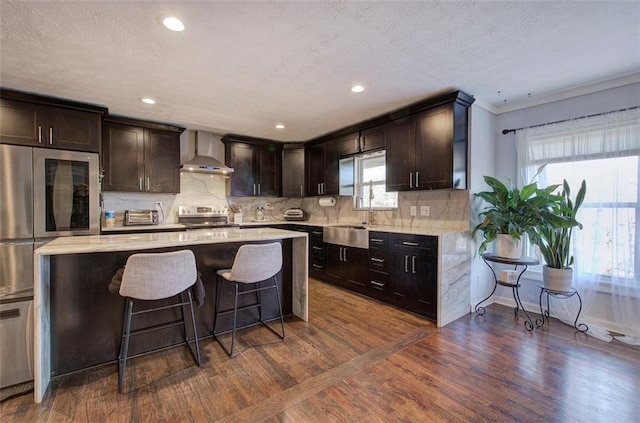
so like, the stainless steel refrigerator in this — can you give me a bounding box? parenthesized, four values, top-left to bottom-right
(1, 144, 35, 388)
(0, 143, 99, 388)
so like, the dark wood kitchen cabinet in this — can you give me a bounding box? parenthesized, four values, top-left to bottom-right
(102, 118, 184, 193)
(224, 137, 281, 197)
(0, 93, 103, 152)
(282, 145, 305, 197)
(305, 139, 340, 196)
(324, 243, 369, 293)
(368, 231, 391, 301)
(389, 233, 437, 320)
(334, 128, 385, 157)
(386, 91, 473, 191)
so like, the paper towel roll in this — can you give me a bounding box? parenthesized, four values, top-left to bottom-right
(318, 196, 336, 207)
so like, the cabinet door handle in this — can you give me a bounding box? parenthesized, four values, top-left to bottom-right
(402, 241, 419, 246)
(370, 238, 384, 243)
(409, 172, 414, 188)
(344, 248, 347, 262)
(312, 246, 323, 251)
(257, 183, 261, 195)
(49, 127, 53, 144)
(300, 185, 304, 196)
(412, 255, 416, 274)
(415, 171, 420, 187)
(38, 126, 42, 144)
(146, 177, 150, 191)
(404, 254, 409, 273)
(371, 257, 384, 263)
(360, 136, 364, 151)
(312, 231, 323, 236)
(354, 136, 359, 151)
(371, 281, 384, 287)
(139, 177, 143, 191)
(340, 247, 344, 261)
(312, 264, 323, 269)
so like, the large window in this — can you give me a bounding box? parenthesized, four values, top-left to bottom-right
(351, 150, 398, 209)
(516, 107, 639, 284)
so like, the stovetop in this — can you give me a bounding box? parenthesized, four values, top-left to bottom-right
(178, 205, 234, 228)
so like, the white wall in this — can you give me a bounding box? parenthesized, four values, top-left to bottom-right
(488, 82, 640, 325)
(468, 103, 498, 305)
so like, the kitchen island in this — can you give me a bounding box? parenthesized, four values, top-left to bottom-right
(33, 227, 308, 403)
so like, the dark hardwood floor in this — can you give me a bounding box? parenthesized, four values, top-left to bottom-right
(2, 278, 638, 422)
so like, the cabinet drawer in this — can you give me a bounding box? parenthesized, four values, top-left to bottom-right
(389, 233, 437, 255)
(368, 270, 391, 300)
(369, 248, 388, 273)
(369, 231, 389, 249)
(309, 227, 324, 240)
(310, 240, 324, 258)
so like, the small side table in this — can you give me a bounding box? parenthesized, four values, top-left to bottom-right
(536, 283, 588, 332)
(475, 253, 539, 331)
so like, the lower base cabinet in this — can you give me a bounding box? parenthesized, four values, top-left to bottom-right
(315, 231, 438, 321)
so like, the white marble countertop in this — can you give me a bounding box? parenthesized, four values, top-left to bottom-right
(36, 227, 307, 256)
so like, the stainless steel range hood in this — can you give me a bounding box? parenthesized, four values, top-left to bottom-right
(180, 131, 234, 174)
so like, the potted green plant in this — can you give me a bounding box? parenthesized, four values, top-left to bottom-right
(531, 179, 586, 291)
(471, 175, 565, 259)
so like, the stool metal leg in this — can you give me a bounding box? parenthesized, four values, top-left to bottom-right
(118, 298, 134, 393)
(273, 277, 286, 340)
(229, 282, 240, 356)
(186, 288, 201, 365)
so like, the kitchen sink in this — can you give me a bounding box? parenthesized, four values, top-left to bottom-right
(323, 224, 368, 249)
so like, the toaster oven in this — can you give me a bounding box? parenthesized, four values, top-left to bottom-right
(124, 209, 159, 225)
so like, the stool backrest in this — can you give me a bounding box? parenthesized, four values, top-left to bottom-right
(120, 250, 197, 300)
(228, 242, 282, 283)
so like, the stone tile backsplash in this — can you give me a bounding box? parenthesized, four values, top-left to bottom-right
(103, 172, 470, 231)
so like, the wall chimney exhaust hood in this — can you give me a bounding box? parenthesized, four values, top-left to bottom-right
(181, 131, 234, 174)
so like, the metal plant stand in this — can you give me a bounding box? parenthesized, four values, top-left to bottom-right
(475, 254, 539, 331)
(536, 283, 588, 332)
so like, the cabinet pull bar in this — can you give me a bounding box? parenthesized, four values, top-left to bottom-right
(146, 177, 150, 191)
(360, 136, 364, 151)
(412, 255, 417, 274)
(38, 126, 42, 143)
(312, 264, 323, 269)
(409, 172, 414, 188)
(343, 248, 347, 261)
(312, 231, 322, 236)
(300, 185, 304, 196)
(370, 238, 384, 243)
(404, 255, 409, 272)
(371, 281, 384, 287)
(49, 127, 53, 144)
(354, 136, 358, 151)
(416, 171, 420, 187)
(312, 246, 323, 251)
(139, 177, 143, 191)
(258, 183, 261, 195)
(371, 257, 384, 263)
(402, 241, 420, 246)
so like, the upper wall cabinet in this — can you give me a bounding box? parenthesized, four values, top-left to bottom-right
(282, 145, 305, 198)
(102, 117, 184, 193)
(223, 136, 282, 197)
(386, 91, 473, 191)
(306, 138, 340, 196)
(0, 90, 105, 152)
(335, 128, 385, 157)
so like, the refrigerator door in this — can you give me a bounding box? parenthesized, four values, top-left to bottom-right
(0, 242, 34, 299)
(0, 299, 34, 388)
(0, 144, 33, 240)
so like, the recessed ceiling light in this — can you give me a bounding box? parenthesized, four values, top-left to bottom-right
(350, 85, 365, 93)
(160, 16, 185, 32)
(140, 98, 156, 104)
(275, 123, 285, 129)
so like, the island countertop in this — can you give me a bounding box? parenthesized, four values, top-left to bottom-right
(36, 227, 307, 256)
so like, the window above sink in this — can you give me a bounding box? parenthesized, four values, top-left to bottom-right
(340, 150, 398, 210)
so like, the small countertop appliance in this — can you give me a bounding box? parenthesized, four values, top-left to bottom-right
(284, 208, 306, 221)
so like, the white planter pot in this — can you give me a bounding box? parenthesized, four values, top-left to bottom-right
(543, 266, 573, 292)
(495, 234, 523, 259)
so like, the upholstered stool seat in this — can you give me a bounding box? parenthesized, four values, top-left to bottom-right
(117, 249, 201, 392)
(213, 242, 285, 356)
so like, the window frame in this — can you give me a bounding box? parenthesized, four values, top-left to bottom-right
(351, 150, 398, 211)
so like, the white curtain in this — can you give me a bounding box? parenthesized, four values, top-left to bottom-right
(516, 107, 640, 344)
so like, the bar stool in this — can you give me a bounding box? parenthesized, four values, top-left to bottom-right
(118, 250, 201, 393)
(213, 242, 285, 356)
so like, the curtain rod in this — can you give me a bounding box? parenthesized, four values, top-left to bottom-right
(501, 106, 639, 135)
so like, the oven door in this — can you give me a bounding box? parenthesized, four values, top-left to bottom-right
(33, 148, 100, 238)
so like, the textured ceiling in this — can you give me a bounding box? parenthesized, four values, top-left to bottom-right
(1, 1, 638, 141)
